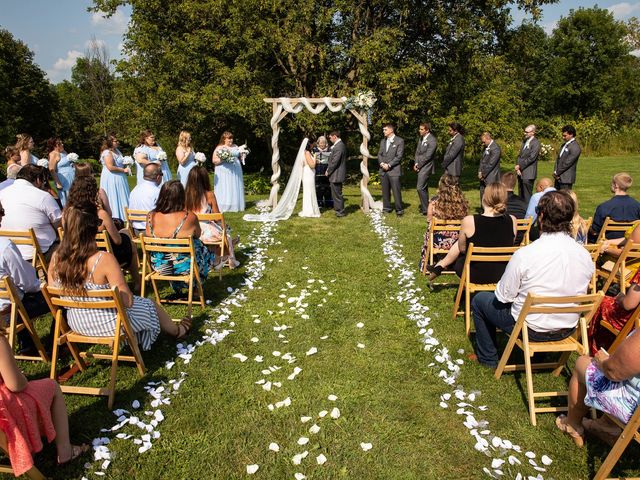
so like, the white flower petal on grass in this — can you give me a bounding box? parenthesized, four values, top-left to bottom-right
(251, 337, 259, 343)
(254, 356, 264, 363)
(268, 442, 280, 452)
(316, 453, 327, 465)
(508, 455, 521, 465)
(439, 402, 448, 408)
(132, 400, 140, 409)
(262, 381, 272, 391)
(294, 473, 306, 480)
(318, 410, 328, 418)
(360, 442, 373, 451)
(330, 407, 341, 419)
(356, 322, 364, 328)
(328, 394, 338, 401)
(306, 347, 318, 356)
(541, 455, 552, 465)
(272, 351, 281, 357)
(525, 451, 536, 459)
(309, 424, 320, 434)
(491, 459, 505, 469)
(246, 464, 259, 474)
(297, 437, 309, 445)
(232, 353, 248, 362)
(300, 416, 312, 423)
(320, 335, 329, 340)
(357, 343, 365, 349)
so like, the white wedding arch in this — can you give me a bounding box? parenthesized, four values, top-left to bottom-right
(263, 97, 379, 212)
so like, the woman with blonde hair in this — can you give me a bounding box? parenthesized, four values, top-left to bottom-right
(212, 131, 245, 212)
(175, 130, 196, 187)
(426, 182, 516, 283)
(15, 134, 37, 166)
(567, 190, 589, 244)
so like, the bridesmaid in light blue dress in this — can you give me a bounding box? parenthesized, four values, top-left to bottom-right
(176, 130, 196, 187)
(212, 131, 245, 212)
(47, 137, 75, 206)
(16, 133, 38, 165)
(134, 130, 172, 185)
(99, 134, 131, 221)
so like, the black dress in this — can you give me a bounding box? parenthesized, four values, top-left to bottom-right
(313, 147, 333, 208)
(454, 214, 515, 284)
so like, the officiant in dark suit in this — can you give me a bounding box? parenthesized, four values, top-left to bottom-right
(413, 122, 437, 215)
(442, 122, 465, 181)
(554, 125, 581, 190)
(326, 130, 347, 217)
(478, 131, 501, 202)
(515, 124, 540, 203)
(378, 123, 405, 216)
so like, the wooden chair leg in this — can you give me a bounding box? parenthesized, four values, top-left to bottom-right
(593, 414, 640, 480)
(495, 325, 522, 379)
(452, 282, 464, 320)
(465, 288, 471, 337)
(523, 342, 537, 426)
(552, 351, 572, 376)
(150, 277, 162, 305)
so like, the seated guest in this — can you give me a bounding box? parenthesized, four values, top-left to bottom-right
(0, 164, 21, 191)
(313, 136, 332, 208)
(48, 205, 191, 349)
(66, 175, 141, 291)
(145, 180, 215, 294)
(426, 182, 516, 283)
(74, 162, 112, 217)
(0, 328, 88, 475)
(525, 177, 555, 222)
(184, 166, 239, 270)
(128, 163, 162, 236)
(418, 174, 469, 272)
(0, 164, 62, 261)
(599, 222, 640, 281)
(4, 146, 20, 169)
(588, 268, 640, 355)
(556, 329, 639, 448)
(589, 173, 640, 243)
(501, 172, 527, 219)
(470, 191, 594, 368)
(567, 190, 589, 244)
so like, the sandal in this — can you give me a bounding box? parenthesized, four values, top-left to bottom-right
(175, 317, 192, 340)
(57, 443, 89, 465)
(556, 414, 585, 448)
(426, 264, 444, 281)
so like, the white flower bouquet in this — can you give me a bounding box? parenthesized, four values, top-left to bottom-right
(67, 152, 79, 163)
(195, 152, 207, 164)
(122, 155, 134, 175)
(37, 158, 49, 168)
(156, 151, 167, 162)
(217, 149, 234, 164)
(238, 144, 250, 165)
(345, 89, 377, 124)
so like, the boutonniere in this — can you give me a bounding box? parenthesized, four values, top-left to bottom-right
(448, 138, 454, 145)
(485, 147, 490, 154)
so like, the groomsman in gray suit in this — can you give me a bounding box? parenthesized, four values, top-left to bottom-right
(442, 122, 465, 181)
(478, 131, 501, 202)
(326, 130, 347, 217)
(413, 122, 437, 215)
(378, 123, 405, 216)
(554, 125, 581, 190)
(515, 124, 540, 203)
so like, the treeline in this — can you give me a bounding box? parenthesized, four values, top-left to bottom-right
(1, 1, 640, 170)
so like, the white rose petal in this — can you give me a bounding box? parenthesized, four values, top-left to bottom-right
(318, 410, 328, 418)
(356, 322, 364, 328)
(246, 464, 259, 474)
(306, 347, 318, 356)
(360, 442, 373, 451)
(357, 343, 365, 348)
(300, 416, 312, 423)
(297, 437, 309, 445)
(330, 407, 341, 419)
(309, 424, 321, 434)
(541, 455, 552, 465)
(232, 353, 248, 362)
(294, 474, 306, 480)
(328, 394, 338, 401)
(316, 453, 327, 465)
(268, 442, 280, 452)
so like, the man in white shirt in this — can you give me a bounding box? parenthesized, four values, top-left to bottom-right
(128, 163, 162, 234)
(470, 191, 594, 368)
(0, 165, 62, 261)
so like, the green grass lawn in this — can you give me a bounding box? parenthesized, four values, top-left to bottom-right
(13, 154, 640, 479)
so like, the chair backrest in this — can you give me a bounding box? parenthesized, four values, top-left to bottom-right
(125, 208, 149, 232)
(139, 234, 198, 277)
(0, 229, 47, 271)
(57, 227, 113, 253)
(597, 217, 638, 243)
(463, 243, 520, 283)
(515, 218, 532, 245)
(427, 218, 462, 265)
(583, 242, 602, 293)
(602, 241, 640, 293)
(608, 301, 640, 354)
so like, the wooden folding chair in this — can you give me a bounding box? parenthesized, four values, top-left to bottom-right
(0, 430, 45, 479)
(583, 242, 603, 294)
(596, 218, 638, 244)
(139, 235, 205, 317)
(515, 218, 533, 246)
(452, 243, 520, 336)
(196, 212, 227, 280)
(421, 218, 462, 279)
(0, 277, 49, 362)
(494, 291, 604, 425)
(603, 301, 640, 355)
(42, 284, 145, 409)
(0, 229, 48, 276)
(58, 227, 113, 253)
(599, 242, 640, 294)
(125, 208, 149, 267)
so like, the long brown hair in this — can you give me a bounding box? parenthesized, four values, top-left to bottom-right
(53, 205, 100, 294)
(154, 180, 185, 214)
(67, 175, 99, 210)
(217, 131, 233, 146)
(184, 166, 211, 212)
(433, 174, 469, 220)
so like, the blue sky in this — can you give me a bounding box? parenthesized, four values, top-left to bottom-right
(0, 0, 639, 84)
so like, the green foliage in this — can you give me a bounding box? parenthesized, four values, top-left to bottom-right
(243, 172, 271, 195)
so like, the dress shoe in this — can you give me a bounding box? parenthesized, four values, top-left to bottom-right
(396, 211, 404, 216)
(335, 212, 346, 217)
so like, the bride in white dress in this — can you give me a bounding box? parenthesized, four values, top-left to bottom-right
(244, 138, 320, 221)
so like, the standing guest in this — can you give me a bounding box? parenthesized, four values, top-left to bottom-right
(212, 131, 245, 212)
(15, 134, 37, 166)
(0, 327, 88, 476)
(74, 162, 112, 217)
(185, 166, 240, 270)
(554, 125, 581, 190)
(589, 173, 640, 243)
(478, 131, 501, 203)
(442, 122, 465, 181)
(4, 146, 20, 168)
(47, 138, 75, 207)
(515, 124, 540, 203)
(145, 180, 215, 294)
(326, 130, 347, 217)
(175, 130, 196, 188)
(0, 164, 21, 192)
(134, 129, 171, 185)
(313, 136, 332, 209)
(99, 134, 130, 222)
(470, 191, 594, 368)
(525, 177, 556, 222)
(0, 164, 62, 261)
(378, 123, 405, 216)
(129, 163, 162, 236)
(414, 122, 437, 215)
(567, 191, 589, 244)
(501, 172, 528, 219)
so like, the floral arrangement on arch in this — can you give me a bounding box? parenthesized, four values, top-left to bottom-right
(344, 90, 377, 124)
(539, 143, 554, 160)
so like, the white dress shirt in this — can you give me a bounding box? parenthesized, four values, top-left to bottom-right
(128, 180, 160, 230)
(495, 232, 594, 332)
(386, 134, 395, 152)
(0, 238, 40, 311)
(0, 179, 62, 259)
(559, 138, 575, 157)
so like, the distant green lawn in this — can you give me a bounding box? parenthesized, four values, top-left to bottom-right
(17, 154, 640, 479)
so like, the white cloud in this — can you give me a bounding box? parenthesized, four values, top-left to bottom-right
(607, 2, 640, 18)
(91, 8, 129, 36)
(46, 50, 82, 83)
(86, 38, 107, 50)
(542, 21, 557, 35)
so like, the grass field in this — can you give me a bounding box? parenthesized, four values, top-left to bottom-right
(15, 154, 640, 479)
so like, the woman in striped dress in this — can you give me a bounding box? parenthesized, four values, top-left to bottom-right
(48, 204, 191, 350)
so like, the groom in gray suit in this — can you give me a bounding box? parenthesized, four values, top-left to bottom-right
(378, 123, 405, 216)
(414, 122, 437, 215)
(326, 130, 347, 217)
(554, 125, 581, 190)
(478, 131, 501, 202)
(442, 122, 465, 181)
(515, 124, 540, 203)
